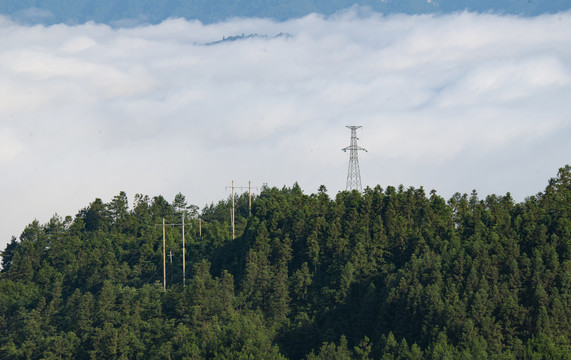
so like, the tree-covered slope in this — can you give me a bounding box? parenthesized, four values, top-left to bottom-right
(1, 166, 570, 359)
(2, 0, 570, 25)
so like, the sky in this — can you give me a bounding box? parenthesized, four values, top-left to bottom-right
(1, 9, 570, 250)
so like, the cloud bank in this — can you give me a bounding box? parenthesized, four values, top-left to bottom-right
(1, 10, 570, 248)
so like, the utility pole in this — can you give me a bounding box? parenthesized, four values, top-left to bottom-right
(232, 180, 235, 239)
(162, 218, 166, 292)
(182, 215, 186, 287)
(226, 181, 258, 217)
(248, 181, 252, 216)
(155, 217, 191, 290)
(226, 181, 258, 239)
(343, 126, 367, 192)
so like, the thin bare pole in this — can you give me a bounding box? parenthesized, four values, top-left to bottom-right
(182, 215, 186, 287)
(162, 218, 166, 292)
(232, 180, 235, 240)
(249, 180, 252, 216)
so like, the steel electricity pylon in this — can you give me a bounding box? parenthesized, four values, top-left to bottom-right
(342, 126, 367, 192)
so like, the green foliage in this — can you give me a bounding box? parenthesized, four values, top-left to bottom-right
(1, 165, 570, 359)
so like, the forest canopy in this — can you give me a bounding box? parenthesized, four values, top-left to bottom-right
(0, 165, 569, 359)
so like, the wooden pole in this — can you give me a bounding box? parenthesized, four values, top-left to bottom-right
(162, 218, 166, 292)
(182, 215, 186, 287)
(249, 180, 252, 216)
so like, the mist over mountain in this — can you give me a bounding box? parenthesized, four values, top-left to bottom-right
(2, 0, 570, 25)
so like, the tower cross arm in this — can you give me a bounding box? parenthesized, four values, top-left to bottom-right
(342, 145, 367, 152)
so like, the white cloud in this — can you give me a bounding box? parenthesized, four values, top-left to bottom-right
(59, 36, 98, 53)
(436, 56, 571, 108)
(1, 10, 570, 250)
(0, 128, 24, 163)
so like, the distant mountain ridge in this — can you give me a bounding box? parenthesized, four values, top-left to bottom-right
(203, 33, 291, 46)
(2, 0, 571, 25)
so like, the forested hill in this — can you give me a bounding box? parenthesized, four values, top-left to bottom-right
(1, 166, 570, 359)
(2, 0, 570, 25)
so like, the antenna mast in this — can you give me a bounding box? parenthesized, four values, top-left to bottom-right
(343, 126, 367, 192)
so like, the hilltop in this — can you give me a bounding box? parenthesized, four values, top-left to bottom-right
(1, 166, 570, 358)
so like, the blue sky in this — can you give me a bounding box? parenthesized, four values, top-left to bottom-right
(1, 9, 570, 249)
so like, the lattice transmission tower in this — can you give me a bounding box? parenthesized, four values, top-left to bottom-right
(342, 126, 367, 192)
